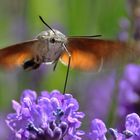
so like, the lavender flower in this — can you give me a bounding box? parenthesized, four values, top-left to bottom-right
(109, 113, 140, 140)
(118, 64, 140, 118)
(87, 113, 140, 140)
(88, 119, 107, 140)
(125, 113, 140, 138)
(6, 89, 85, 140)
(118, 18, 130, 42)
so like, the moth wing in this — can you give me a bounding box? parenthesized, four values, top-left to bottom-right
(60, 38, 127, 71)
(0, 39, 39, 69)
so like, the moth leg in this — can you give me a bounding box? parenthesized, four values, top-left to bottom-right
(53, 54, 62, 71)
(53, 60, 59, 71)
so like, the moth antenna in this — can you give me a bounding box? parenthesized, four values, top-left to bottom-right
(39, 16, 56, 34)
(68, 35, 102, 38)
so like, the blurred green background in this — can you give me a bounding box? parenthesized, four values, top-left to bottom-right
(0, 0, 127, 112)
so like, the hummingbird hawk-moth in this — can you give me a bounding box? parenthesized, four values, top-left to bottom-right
(0, 17, 135, 71)
(0, 16, 138, 92)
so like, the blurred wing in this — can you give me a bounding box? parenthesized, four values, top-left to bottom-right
(0, 39, 39, 69)
(60, 38, 130, 71)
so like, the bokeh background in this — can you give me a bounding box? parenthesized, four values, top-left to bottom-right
(0, 0, 127, 109)
(0, 0, 139, 139)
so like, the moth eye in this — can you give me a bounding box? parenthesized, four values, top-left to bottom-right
(50, 38, 55, 43)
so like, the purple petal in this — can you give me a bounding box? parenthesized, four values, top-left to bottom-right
(50, 90, 64, 101)
(88, 119, 107, 139)
(12, 100, 21, 115)
(40, 91, 50, 98)
(124, 64, 140, 89)
(50, 97, 60, 109)
(125, 113, 140, 136)
(20, 90, 37, 103)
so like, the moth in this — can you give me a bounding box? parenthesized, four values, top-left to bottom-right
(0, 16, 138, 92)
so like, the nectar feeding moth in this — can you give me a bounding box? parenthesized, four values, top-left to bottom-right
(0, 16, 138, 93)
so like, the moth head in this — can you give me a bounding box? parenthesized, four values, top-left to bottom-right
(36, 29, 67, 44)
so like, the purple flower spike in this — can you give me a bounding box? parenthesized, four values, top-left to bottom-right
(6, 89, 85, 140)
(88, 119, 107, 140)
(109, 113, 140, 140)
(118, 64, 140, 118)
(125, 113, 140, 137)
